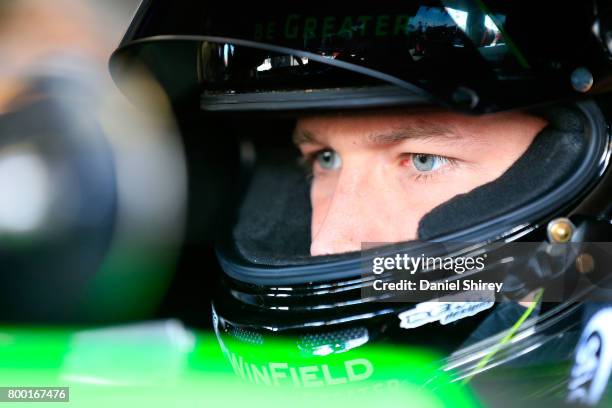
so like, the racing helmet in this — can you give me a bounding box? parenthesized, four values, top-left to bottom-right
(110, 0, 612, 404)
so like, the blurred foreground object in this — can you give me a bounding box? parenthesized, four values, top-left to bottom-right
(0, 320, 480, 408)
(0, 0, 187, 323)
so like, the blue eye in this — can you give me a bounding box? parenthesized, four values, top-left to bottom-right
(412, 154, 447, 172)
(316, 149, 342, 170)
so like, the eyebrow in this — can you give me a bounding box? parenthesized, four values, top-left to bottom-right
(293, 120, 461, 146)
(292, 129, 318, 145)
(368, 121, 460, 145)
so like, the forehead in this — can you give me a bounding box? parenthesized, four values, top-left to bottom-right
(293, 109, 538, 145)
(296, 109, 487, 136)
(293, 109, 469, 146)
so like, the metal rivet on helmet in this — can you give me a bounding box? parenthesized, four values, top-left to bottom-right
(571, 67, 594, 93)
(547, 217, 575, 243)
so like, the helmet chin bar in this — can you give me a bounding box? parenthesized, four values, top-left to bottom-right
(211, 216, 612, 397)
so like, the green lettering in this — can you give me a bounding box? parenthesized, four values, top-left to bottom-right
(227, 352, 246, 379)
(285, 14, 300, 39)
(393, 15, 410, 35)
(265, 22, 276, 40)
(303, 17, 318, 40)
(346, 358, 374, 382)
(251, 364, 272, 385)
(299, 365, 324, 388)
(338, 16, 354, 38)
(375, 15, 390, 36)
(357, 15, 372, 35)
(322, 16, 336, 38)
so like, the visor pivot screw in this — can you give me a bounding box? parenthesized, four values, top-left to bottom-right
(547, 217, 575, 243)
(571, 67, 594, 93)
(452, 87, 479, 109)
(576, 253, 595, 275)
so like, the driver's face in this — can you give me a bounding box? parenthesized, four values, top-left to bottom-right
(294, 109, 547, 256)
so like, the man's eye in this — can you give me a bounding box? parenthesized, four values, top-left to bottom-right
(316, 149, 342, 170)
(412, 153, 448, 172)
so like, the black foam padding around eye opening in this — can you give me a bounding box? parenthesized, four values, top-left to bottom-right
(233, 150, 313, 264)
(417, 106, 587, 240)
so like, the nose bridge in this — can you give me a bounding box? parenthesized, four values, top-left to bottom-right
(311, 160, 379, 255)
(328, 156, 375, 218)
(333, 159, 369, 200)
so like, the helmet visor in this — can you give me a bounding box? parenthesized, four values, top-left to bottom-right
(111, 0, 610, 112)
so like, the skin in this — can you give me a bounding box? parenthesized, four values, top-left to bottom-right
(294, 109, 547, 256)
